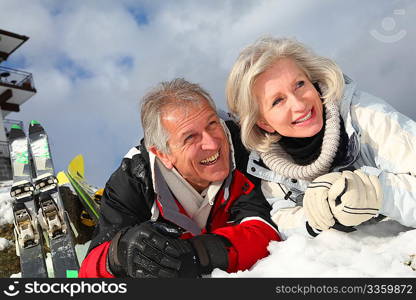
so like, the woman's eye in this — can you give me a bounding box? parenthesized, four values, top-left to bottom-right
(272, 98, 283, 106)
(296, 80, 305, 88)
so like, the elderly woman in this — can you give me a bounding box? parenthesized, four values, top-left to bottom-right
(226, 36, 416, 239)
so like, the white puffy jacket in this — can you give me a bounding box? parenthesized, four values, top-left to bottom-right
(247, 76, 416, 239)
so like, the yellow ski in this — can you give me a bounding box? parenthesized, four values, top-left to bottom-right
(57, 171, 69, 185)
(65, 155, 100, 221)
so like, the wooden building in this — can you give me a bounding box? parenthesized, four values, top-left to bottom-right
(0, 29, 36, 180)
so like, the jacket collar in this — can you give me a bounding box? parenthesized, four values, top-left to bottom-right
(339, 74, 358, 138)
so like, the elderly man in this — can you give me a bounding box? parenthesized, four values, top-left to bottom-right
(79, 78, 280, 278)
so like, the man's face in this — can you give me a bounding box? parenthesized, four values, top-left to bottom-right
(152, 99, 230, 192)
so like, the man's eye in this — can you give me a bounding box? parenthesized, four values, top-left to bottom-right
(272, 98, 283, 106)
(184, 134, 194, 142)
(208, 120, 218, 127)
(296, 80, 305, 88)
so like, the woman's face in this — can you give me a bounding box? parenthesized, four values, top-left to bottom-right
(253, 58, 324, 138)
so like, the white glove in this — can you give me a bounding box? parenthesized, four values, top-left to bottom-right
(303, 172, 341, 231)
(327, 170, 382, 227)
(303, 170, 383, 231)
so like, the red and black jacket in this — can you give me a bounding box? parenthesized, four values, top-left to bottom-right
(79, 121, 280, 278)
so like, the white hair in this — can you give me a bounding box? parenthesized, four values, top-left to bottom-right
(226, 36, 345, 152)
(141, 78, 216, 153)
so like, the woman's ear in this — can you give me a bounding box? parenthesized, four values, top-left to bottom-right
(256, 119, 276, 133)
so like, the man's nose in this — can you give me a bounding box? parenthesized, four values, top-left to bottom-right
(201, 131, 219, 150)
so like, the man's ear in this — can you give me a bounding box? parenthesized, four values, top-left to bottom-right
(149, 146, 174, 169)
(256, 119, 276, 133)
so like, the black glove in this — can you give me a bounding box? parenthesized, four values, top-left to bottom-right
(107, 221, 229, 278)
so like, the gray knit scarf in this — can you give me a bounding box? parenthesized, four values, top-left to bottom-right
(259, 100, 340, 181)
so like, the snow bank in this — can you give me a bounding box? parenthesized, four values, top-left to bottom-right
(212, 219, 416, 277)
(0, 181, 14, 226)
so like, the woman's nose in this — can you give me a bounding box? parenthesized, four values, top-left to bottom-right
(288, 94, 307, 112)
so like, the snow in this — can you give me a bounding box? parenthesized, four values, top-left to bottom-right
(0, 237, 10, 251)
(1, 180, 415, 277)
(0, 181, 14, 226)
(212, 219, 416, 277)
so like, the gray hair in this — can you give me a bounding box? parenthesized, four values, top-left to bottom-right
(141, 78, 216, 153)
(226, 36, 345, 152)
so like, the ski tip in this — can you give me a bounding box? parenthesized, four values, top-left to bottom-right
(9, 124, 26, 140)
(57, 171, 70, 185)
(30, 120, 40, 126)
(28, 120, 45, 135)
(68, 154, 85, 178)
(10, 124, 23, 130)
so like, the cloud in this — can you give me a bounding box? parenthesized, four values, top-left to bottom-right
(1, 0, 415, 186)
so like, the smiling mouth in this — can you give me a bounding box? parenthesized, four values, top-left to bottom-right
(292, 109, 313, 124)
(200, 151, 220, 165)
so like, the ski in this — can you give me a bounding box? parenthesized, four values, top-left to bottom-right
(28, 120, 79, 278)
(9, 124, 48, 278)
(65, 154, 100, 222)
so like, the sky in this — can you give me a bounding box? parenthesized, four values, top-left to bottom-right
(0, 0, 415, 187)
